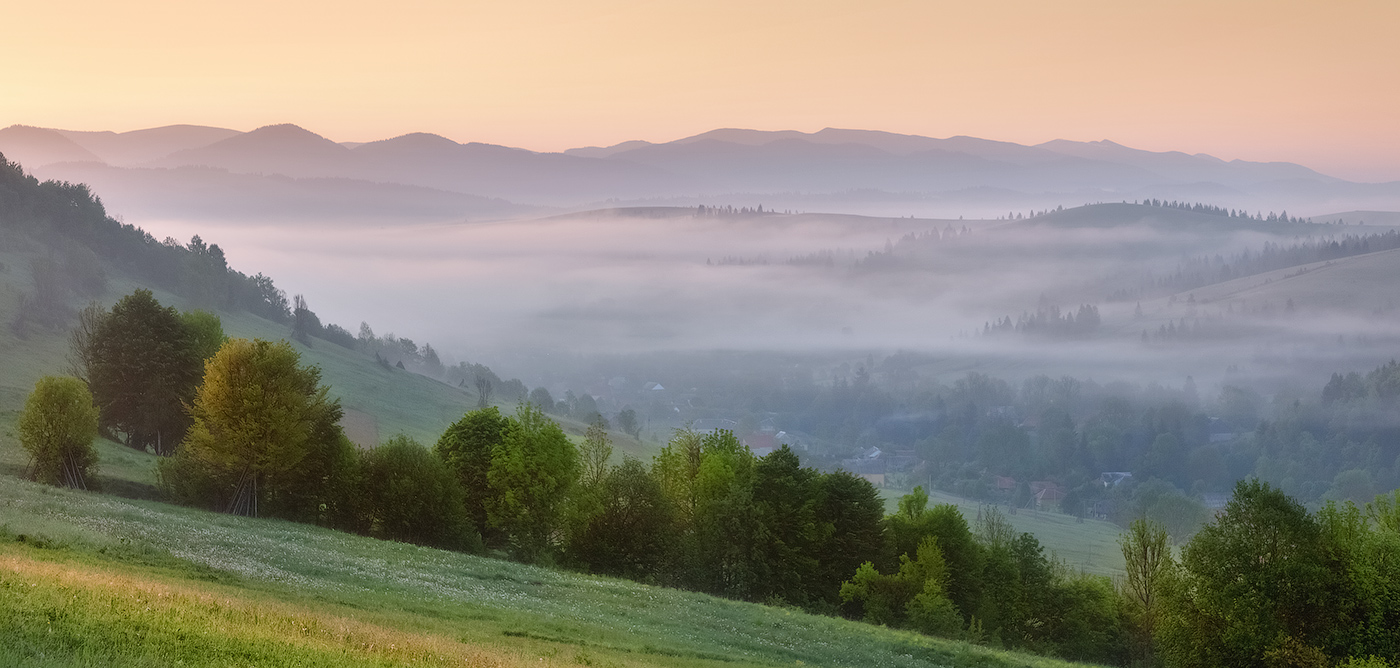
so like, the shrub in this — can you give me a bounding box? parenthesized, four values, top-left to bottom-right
(18, 376, 100, 489)
(357, 435, 478, 551)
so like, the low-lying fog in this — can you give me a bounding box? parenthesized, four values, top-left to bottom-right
(137, 205, 1400, 392)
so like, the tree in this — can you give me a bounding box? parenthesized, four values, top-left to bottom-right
(750, 445, 820, 606)
(180, 309, 226, 364)
(85, 289, 203, 454)
(529, 387, 556, 413)
(810, 470, 886, 610)
(434, 406, 512, 541)
(1161, 480, 1333, 668)
(1314, 500, 1400, 663)
(485, 403, 579, 561)
(578, 418, 613, 488)
(574, 393, 599, 421)
(566, 457, 674, 578)
(291, 294, 322, 344)
(474, 374, 492, 408)
(261, 406, 358, 527)
(64, 301, 106, 382)
(355, 435, 476, 550)
(616, 407, 641, 439)
(653, 427, 706, 530)
(689, 430, 758, 597)
(886, 489, 985, 621)
(1371, 488, 1400, 533)
(18, 376, 99, 489)
(1118, 518, 1172, 664)
(161, 338, 342, 517)
(839, 537, 961, 637)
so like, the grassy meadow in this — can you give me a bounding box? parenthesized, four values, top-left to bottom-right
(0, 475, 1096, 668)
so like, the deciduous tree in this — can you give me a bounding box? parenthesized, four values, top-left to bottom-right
(161, 338, 342, 517)
(434, 406, 512, 541)
(18, 376, 99, 489)
(356, 435, 476, 549)
(86, 289, 202, 454)
(485, 403, 578, 561)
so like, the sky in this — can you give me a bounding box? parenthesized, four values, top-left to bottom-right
(4, 0, 1398, 181)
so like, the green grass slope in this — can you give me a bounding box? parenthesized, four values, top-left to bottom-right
(0, 475, 1096, 668)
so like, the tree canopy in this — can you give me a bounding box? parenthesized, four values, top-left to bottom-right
(161, 338, 343, 517)
(85, 289, 204, 454)
(355, 435, 476, 549)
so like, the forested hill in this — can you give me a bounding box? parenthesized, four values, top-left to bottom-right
(0, 151, 509, 448)
(0, 151, 293, 330)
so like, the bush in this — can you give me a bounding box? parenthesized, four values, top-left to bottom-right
(17, 376, 100, 489)
(356, 435, 478, 551)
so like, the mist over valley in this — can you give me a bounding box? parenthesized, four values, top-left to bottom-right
(7, 1, 1400, 664)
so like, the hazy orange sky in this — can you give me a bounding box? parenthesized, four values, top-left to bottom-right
(4, 0, 1398, 181)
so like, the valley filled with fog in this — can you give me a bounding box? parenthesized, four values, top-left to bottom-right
(7, 121, 1400, 501)
(133, 202, 1400, 392)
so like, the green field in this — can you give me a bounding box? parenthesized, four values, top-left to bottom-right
(880, 488, 1124, 577)
(0, 475, 1095, 668)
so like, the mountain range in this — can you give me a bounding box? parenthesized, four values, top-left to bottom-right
(2, 122, 1397, 222)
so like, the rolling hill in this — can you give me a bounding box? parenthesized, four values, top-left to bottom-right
(1180, 246, 1400, 318)
(55, 124, 243, 166)
(0, 125, 104, 168)
(7, 123, 1400, 221)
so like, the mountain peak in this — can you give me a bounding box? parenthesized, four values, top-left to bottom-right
(357, 132, 462, 152)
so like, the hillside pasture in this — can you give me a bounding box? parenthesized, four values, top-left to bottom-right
(0, 475, 1094, 668)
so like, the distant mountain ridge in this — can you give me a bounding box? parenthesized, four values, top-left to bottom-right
(3, 122, 1397, 220)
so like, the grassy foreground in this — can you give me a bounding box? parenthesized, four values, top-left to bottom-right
(0, 476, 1095, 668)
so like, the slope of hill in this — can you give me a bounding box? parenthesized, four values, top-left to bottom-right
(0, 475, 1091, 668)
(1035, 138, 1336, 187)
(0, 125, 104, 168)
(1181, 246, 1400, 317)
(350, 133, 672, 203)
(157, 123, 359, 177)
(26, 161, 529, 223)
(1313, 210, 1400, 227)
(56, 124, 242, 166)
(130, 124, 670, 205)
